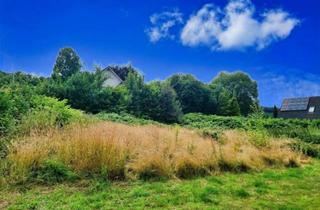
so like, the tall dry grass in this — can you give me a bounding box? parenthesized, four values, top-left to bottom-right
(6, 122, 304, 183)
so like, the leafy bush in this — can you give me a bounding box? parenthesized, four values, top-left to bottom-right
(20, 96, 85, 135)
(182, 113, 320, 146)
(0, 85, 89, 158)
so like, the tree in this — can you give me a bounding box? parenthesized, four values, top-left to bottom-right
(157, 83, 183, 122)
(46, 68, 131, 114)
(64, 71, 100, 112)
(210, 72, 258, 116)
(0, 71, 46, 91)
(215, 88, 240, 116)
(124, 71, 145, 116)
(52, 48, 82, 80)
(167, 74, 216, 114)
(229, 95, 241, 116)
(273, 105, 278, 118)
(145, 82, 182, 123)
(249, 102, 264, 118)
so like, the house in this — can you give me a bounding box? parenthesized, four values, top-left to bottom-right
(102, 66, 135, 87)
(278, 96, 320, 119)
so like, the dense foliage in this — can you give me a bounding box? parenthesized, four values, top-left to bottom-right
(167, 74, 216, 114)
(182, 113, 320, 157)
(0, 86, 85, 158)
(1, 48, 261, 126)
(210, 72, 259, 116)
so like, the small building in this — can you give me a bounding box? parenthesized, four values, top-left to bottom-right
(278, 96, 320, 119)
(102, 66, 135, 87)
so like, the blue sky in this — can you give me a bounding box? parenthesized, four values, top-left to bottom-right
(0, 0, 319, 106)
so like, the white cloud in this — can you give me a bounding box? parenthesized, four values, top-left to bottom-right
(146, 9, 183, 43)
(180, 0, 299, 50)
(180, 4, 221, 47)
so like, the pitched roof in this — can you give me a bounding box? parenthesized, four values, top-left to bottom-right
(106, 68, 123, 82)
(280, 96, 320, 112)
(104, 66, 135, 81)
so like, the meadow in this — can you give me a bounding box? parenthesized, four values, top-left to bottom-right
(1, 111, 320, 209)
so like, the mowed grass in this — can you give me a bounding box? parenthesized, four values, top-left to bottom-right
(1, 160, 320, 210)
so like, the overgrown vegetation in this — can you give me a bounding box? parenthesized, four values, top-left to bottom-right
(182, 113, 320, 157)
(97, 112, 320, 158)
(0, 47, 263, 160)
(3, 122, 302, 185)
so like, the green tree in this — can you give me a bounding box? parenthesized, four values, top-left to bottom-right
(273, 105, 278, 118)
(210, 72, 258, 116)
(215, 88, 240, 116)
(167, 74, 216, 114)
(124, 71, 145, 116)
(145, 81, 182, 123)
(52, 48, 82, 80)
(157, 83, 182, 123)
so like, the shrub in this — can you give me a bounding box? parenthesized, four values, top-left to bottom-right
(20, 96, 86, 135)
(247, 130, 269, 148)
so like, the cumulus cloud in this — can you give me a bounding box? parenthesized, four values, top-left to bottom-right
(146, 9, 183, 43)
(170, 0, 299, 50)
(180, 4, 221, 47)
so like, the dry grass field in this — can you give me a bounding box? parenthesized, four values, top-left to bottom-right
(5, 122, 303, 184)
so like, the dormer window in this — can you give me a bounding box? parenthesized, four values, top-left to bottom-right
(309, 106, 315, 113)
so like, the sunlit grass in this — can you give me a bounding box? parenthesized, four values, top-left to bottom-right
(5, 122, 303, 184)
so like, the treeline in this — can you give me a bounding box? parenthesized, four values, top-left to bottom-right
(1, 47, 260, 125)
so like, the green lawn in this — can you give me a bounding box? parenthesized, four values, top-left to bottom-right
(1, 160, 320, 210)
